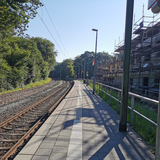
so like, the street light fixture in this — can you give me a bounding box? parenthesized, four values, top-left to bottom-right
(92, 29, 98, 32)
(92, 28, 98, 94)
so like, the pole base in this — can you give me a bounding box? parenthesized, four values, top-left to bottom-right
(119, 123, 127, 132)
(93, 91, 95, 94)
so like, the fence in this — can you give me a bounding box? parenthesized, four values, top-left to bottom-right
(87, 80, 158, 126)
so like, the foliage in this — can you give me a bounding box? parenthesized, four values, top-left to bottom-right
(0, 0, 49, 92)
(52, 51, 113, 79)
(74, 51, 113, 79)
(0, 37, 56, 92)
(0, 78, 52, 95)
(50, 59, 74, 79)
(32, 37, 56, 70)
(0, 0, 43, 38)
(0, 57, 12, 90)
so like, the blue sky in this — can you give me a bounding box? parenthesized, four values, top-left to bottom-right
(25, 0, 154, 63)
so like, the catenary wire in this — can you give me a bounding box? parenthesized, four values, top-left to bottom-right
(43, 5, 70, 58)
(37, 13, 67, 58)
(38, 5, 91, 68)
(38, 12, 85, 67)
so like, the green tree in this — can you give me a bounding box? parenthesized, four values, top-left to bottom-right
(0, 57, 11, 91)
(0, 36, 52, 91)
(2, 41, 30, 88)
(66, 59, 74, 77)
(74, 51, 113, 79)
(0, 0, 43, 39)
(52, 59, 74, 79)
(32, 37, 57, 70)
(14, 37, 49, 83)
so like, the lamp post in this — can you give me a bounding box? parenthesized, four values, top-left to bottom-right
(78, 66, 80, 79)
(92, 28, 98, 94)
(81, 64, 82, 79)
(60, 67, 61, 80)
(87, 53, 90, 85)
(84, 59, 85, 80)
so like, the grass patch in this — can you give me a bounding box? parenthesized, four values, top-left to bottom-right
(0, 78, 52, 95)
(78, 79, 83, 83)
(88, 81, 157, 153)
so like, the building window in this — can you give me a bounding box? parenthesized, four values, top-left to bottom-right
(143, 77, 148, 86)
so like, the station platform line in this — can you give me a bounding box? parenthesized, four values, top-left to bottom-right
(14, 80, 155, 160)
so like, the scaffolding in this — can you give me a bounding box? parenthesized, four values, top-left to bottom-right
(114, 12, 160, 100)
(97, 11, 160, 100)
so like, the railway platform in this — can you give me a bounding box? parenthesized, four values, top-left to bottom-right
(14, 80, 155, 160)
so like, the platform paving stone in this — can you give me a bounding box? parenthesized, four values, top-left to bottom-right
(14, 80, 155, 160)
(39, 142, 55, 149)
(31, 155, 50, 160)
(14, 155, 33, 160)
(35, 148, 52, 156)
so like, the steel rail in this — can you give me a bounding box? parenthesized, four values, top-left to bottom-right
(0, 82, 66, 128)
(1, 81, 72, 160)
(0, 80, 55, 99)
(0, 81, 59, 105)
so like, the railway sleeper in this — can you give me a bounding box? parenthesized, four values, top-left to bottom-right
(0, 133, 24, 136)
(2, 126, 29, 131)
(14, 119, 36, 124)
(16, 116, 40, 120)
(0, 139, 19, 142)
(0, 134, 23, 139)
(24, 111, 44, 116)
(4, 125, 31, 130)
(9, 122, 31, 126)
(1, 131, 26, 135)
(0, 146, 11, 150)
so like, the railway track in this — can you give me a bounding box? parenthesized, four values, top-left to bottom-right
(0, 80, 58, 106)
(0, 81, 63, 124)
(0, 81, 72, 160)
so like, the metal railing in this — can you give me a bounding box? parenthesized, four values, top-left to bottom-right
(87, 80, 158, 127)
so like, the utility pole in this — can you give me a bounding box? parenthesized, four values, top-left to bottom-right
(60, 66, 61, 80)
(87, 56, 89, 85)
(78, 66, 80, 79)
(119, 0, 134, 132)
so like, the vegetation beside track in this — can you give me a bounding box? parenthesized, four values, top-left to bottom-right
(0, 1, 57, 92)
(87, 81, 157, 153)
(0, 78, 52, 95)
